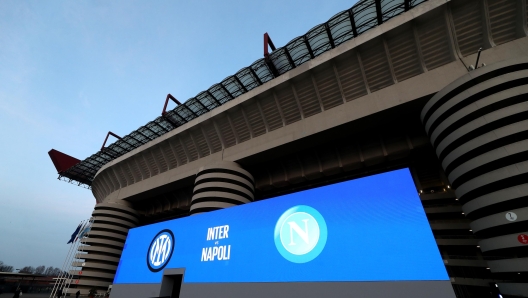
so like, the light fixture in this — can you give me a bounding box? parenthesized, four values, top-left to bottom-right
(469, 229, 472, 231)
(420, 190, 423, 193)
(447, 185, 450, 188)
(477, 245, 480, 248)
(456, 198, 459, 200)
(462, 212, 465, 214)
(486, 267, 490, 269)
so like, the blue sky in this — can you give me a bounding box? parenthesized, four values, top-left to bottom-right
(0, 0, 358, 270)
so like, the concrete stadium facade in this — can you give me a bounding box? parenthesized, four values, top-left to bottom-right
(56, 0, 528, 297)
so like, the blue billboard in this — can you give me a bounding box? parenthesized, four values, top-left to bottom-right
(113, 168, 448, 284)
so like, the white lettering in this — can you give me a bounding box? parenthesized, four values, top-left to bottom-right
(202, 225, 232, 262)
(223, 225, 229, 239)
(288, 219, 309, 245)
(206, 225, 230, 241)
(150, 235, 170, 266)
(150, 238, 160, 264)
(158, 236, 168, 264)
(218, 246, 224, 260)
(200, 245, 231, 262)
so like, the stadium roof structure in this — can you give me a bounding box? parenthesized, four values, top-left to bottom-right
(51, 0, 428, 188)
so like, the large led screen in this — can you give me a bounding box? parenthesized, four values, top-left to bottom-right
(113, 168, 448, 284)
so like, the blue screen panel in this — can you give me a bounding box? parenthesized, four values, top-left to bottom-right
(114, 168, 448, 284)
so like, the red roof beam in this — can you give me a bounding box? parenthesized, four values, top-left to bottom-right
(263, 32, 276, 58)
(161, 93, 182, 116)
(48, 149, 81, 174)
(101, 131, 122, 151)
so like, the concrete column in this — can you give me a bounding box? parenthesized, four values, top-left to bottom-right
(70, 200, 138, 295)
(421, 57, 528, 297)
(190, 161, 255, 215)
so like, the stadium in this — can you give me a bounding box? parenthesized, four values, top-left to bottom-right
(48, 0, 528, 297)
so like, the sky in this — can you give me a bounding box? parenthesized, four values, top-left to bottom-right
(0, 0, 358, 270)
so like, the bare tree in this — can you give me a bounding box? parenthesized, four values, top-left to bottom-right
(44, 266, 55, 276)
(35, 265, 46, 275)
(51, 267, 62, 276)
(0, 261, 14, 272)
(19, 266, 35, 274)
(0, 262, 65, 276)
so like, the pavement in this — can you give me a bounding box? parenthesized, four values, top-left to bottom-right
(0, 294, 51, 298)
(0, 294, 97, 298)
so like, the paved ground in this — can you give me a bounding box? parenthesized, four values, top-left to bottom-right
(0, 294, 50, 298)
(0, 294, 96, 298)
(0, 294, 51, 298)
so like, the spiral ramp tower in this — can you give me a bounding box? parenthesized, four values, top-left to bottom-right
(421, 57, 528, 297)
(70, 201, 138, 295)
(190, 161, 255, 215)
